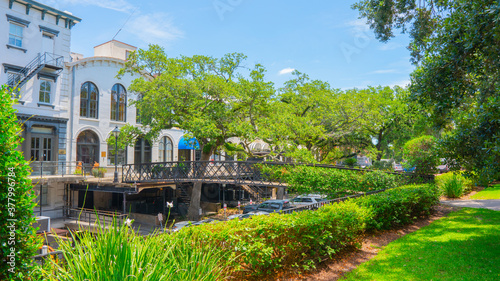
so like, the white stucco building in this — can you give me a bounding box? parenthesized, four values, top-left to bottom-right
(66, 40, 199, 170)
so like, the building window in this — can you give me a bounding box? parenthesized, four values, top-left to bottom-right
(39, 80, 51, 103)
(134, 138, 151, 165)
(108, 143, 127, 166)
(9, 23, 23, 47)
(80, 82, 99, 118)
(31, 137, 52, 161)
(111, 84, 126, 121)
(159, 136, 173, 162)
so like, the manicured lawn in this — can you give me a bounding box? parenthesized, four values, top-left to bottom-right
(470, 184, 500, 200)
(342, 208, 500, 281)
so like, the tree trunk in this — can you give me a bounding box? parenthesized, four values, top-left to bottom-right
(187, 150, 211, 220)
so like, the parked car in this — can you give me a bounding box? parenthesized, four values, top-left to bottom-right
(240, 211, 270, 219)
(393, 163, 404, 172)
(243, 200, 293, 214)
(191, 218, 219, 226)
(171, 221, 193, 232)
(437, 158, 450, 173)
(290, 196, 325, 206)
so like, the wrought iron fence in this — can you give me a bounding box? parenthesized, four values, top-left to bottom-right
(123, 160, 434, 187)
(122, 161, 288, 187)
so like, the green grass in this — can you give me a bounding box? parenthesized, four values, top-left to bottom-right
(341, 208, 500, 281)
(470, 184, 500, 200)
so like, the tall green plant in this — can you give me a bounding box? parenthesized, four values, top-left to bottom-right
(43, 219, 231, 280)
(0, 86, 41, 280)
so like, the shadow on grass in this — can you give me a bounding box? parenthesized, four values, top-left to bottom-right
(342, 208, 500, 281)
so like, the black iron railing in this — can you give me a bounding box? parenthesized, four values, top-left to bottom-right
(122, 160, 434, 187)
(8, 52, 64, 88)
(122, 161, 288, 187)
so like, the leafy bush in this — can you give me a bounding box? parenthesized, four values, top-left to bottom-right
(356, 184, 439, 230)
(173, 184, 439, 279)
(43, 219, 231, 280)
(177, 200, 371, 277)
(371, 160, 393, 171)
(403, 135, 440, 175)
(91, 167, 106, 178)
(436, 172, 473, 198)
(362, 170, 400, 191)
(344, 157, 358, 167)
(0, 86, 41, 280)
(259, 165, 400, 196)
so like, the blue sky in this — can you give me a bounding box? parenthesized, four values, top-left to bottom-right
(43, 0, 413, 89)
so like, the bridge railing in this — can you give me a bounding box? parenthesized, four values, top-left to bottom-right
(122, 161, 289, 187)
(122, 160, 434, 187)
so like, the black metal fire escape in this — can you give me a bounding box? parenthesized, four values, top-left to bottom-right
(7, 52, 64, 89)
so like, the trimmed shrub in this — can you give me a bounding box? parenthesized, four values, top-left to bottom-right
(176, 200, 372, 277)
(403, 135, 440, 175)
(173, 184, 439, 279)
(356, 184, 440, 230)
(260, 165, 400, 196)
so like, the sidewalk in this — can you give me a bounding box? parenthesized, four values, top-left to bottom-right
(440, 199, 500, 211)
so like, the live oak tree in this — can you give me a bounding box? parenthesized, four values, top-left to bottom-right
(354, 0, 500, 182)
(120, 45, 274, 220)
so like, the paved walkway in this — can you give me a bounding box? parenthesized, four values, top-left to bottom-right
(440, 199, 500, 211)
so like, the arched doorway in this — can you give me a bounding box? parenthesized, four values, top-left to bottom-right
(76, 130, 99, 165)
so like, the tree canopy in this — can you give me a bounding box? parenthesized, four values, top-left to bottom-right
(354, 0, 500, 182)
(120, 45, 274, 219)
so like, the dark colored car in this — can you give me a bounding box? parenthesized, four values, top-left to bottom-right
(243, 200, 293, 214)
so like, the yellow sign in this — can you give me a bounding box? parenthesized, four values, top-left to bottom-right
(101, 151, 106, 157)
(58, 149, 66, 155)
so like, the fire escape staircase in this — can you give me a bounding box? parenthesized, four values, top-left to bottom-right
(7, 52, 64, 89)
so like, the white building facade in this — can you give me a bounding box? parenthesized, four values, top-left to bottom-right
(67, 40, 198, 171)
(1, 0, 80, 174)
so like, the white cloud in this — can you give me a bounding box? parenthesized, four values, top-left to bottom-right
(125, 13, 184, 46)
(387, 79, 411, 88)
(369, 69, 398, 74)
(42, 0, 135, 13)
(378, 42, 404, 51)
(278, 67, 295, 75)
(346, 19, 370, 33)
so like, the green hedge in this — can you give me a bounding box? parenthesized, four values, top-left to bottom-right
(173, 183, 439, 279)
(356, 184, 440, 230)
(260, 165, 400, 196)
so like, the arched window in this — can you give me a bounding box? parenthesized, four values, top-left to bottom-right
(80, 82, 98, 118)
(159, 136, 173, 162)
(111, 83, 126, 121)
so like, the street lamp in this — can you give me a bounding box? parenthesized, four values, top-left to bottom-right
(112, 126, 120, 183)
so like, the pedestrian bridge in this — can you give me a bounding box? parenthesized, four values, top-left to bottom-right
(122, 161, 288, 187)
(121, 160, 434, 188)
